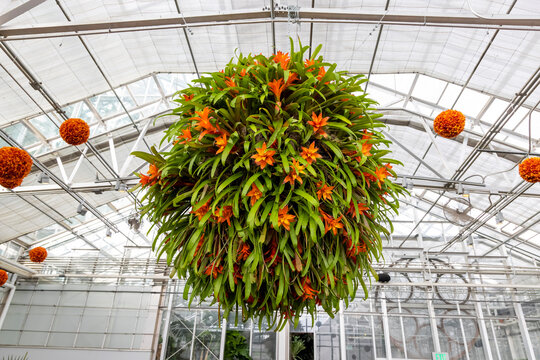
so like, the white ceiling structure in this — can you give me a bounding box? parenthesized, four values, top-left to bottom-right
(0, 0, 538, 264)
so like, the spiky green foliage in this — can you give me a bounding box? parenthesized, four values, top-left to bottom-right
(133, 40, 404, 330)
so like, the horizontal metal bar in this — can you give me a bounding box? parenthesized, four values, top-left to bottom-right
(0, 9, 538, 38)
(477, 149, 540, 156)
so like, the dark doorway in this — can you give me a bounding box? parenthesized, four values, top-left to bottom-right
(290, 332, 314, 360)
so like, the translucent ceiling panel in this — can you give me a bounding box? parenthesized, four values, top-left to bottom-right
(0, 51, 51, 125)
(83, 29, 194, 86)
(390, 0, 513, 15)
(314, 0, 385, 11)
(310, 23, 375, 73)
(470, 30, 540, 104)
(8, 37, 109, 106)
(60, 0, 177, 21)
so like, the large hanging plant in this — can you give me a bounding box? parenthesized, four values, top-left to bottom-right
(133, 41, 405, 329)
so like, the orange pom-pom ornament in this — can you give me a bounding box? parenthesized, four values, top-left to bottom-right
(0, 147, 32, 180)
(29, 247, 48, 263)
(519, 157, 540, 183)
(0, 269, 8, 286)
(59, 118, 90, 145)
(434, 110, 466, 138)
(0, 177, 23, 189)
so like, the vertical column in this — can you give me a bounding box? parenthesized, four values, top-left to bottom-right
(219, 317, 227, 360)
(276, 322, 290, 360)
(159, 281, 175, 360)
(427, 291, 441, 353)
(380, 290, 393, 359)
(339, 300, 347, 360)
(514, 303, 537, 360)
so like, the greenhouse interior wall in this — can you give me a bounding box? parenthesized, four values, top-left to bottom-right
(1, 235, 540, 360)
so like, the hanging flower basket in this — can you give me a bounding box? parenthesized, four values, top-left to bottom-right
(433, 109, 465, 138)
(0, 176, 23, 189)
(28, 247, 48, 263)
(133, 42, 404, 328)
(0, 147, 32, 181)
(519, 157, 540, 183)
(59, 118, 90, 145)
(0, 269, 7, 286)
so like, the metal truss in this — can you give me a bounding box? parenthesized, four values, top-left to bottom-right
(0, 8, 539, 41)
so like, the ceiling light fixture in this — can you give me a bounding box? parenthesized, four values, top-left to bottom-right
(37, 172, 50, 184)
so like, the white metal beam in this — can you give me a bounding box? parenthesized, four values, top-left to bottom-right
(0, 0, 46, 26)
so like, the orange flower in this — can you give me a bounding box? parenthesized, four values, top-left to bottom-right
(273, 51, 290, 69)
(361, 142, 373, 157)
(214, 206, 233, 226)
(301, 277, 319, 300)
(519, 157, 540, 183)
(308, 112, 329, 137)
(317, 67, 326, 81)
(268, 78, 286, 100)
(348, 201, 369, 219)
(237, 242, 251, 261)
(204, 261, 223, 279)
(316, 182, 334, 201)
(284, 159, 305, 185)
(215, 133, 228, 154)
(433, 110, 466, 138)
(182, 94, 194, 101)
(0, 269, 7, 286)
(191, 198, 212, 220)
(246, 184, 263, 206)
(285, 73, 299, 87)
(240, 68, 247, 77)
(277, 205, 296, 231)
(59, 118, 90, 145)
(174, 127, 192, 145)
(304, 59, 316, 71)
(193, 234, 205, 256)
(224, 76, 236, 88)
(139, 164, 160, 187)
(300, 143, 322, 164)
(374, 164, 392, 189)
(324, 215, 344, 235)
(29, 247, 47, 263)
(251, 142, 276, 169)
(192, 107, 220, 140)
(362, 130, 373, 140)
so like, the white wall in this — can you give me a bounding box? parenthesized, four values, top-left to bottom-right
(0, 347, 152, 360)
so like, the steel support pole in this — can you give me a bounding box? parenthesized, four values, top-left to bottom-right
(159, 281, 175, 360)
(380, 290, 393, 359)
(276, 321, 290, 360)
(339, 300, 347, 360)
(514, 303, 537, 360)
(219, 318, 227, 360)
(428, 295, 441, 353)
(0, 276, 17, 330)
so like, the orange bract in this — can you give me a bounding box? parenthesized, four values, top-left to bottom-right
(361, 142, 373, 157)
(433, 110, 465, 138)
(322, 212, 344, 235)
(0, 147, 33, 180)
(174, 127, 192, 145)
(251, 142, 276, 169)
(273, 51, 290, 69)
(191, 198, 212, 220)
(59, 118, 90, 145)
(519, 157, 540, 183)
(284, 159, 305, 186)
(348, 201, 369, 220)
(214, 206, 233, 226)
(316, 182, 334, 201)
(304, 59, 316, 71)
(182, 94, 194, 101)
(29, 247, 47, 263)
(204, 262, 223, 279)
(192, 107, 221, 140)
(277, 205, 296, 231)
(139, 164, 160, 187)
(301, 277, 319, 300)
(300, 143, 322, 164)
(215, 133, 228, 154)
(268, 78, 286, 101)
(246, 184, 263, 206)
(308, 112, 329, 137)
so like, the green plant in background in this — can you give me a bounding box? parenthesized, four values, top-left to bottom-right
(290, 335, 306, 360)
(224, 330, 252, 360)
(133, 39, 404, 329)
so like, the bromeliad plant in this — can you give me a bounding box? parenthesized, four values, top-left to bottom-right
(133, 40, 405, 329)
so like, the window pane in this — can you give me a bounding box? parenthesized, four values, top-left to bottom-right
(29, 114, 59, 138)
(62, 101, 96, 124)
(4, 122, 40, 146)
(128, 77, 162, 105)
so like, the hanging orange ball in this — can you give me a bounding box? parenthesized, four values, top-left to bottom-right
(0, 177, 23, 189)
(0, 269, 7, 286)
(29, 247, 48, 263)
(433, 110, 466, 138)
(519, 157, 540, 183)
(59, 118, 90, 145)
(0, 147, 32, 180)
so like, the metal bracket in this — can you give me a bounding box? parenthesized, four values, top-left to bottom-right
(287, 5, 300, 24)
